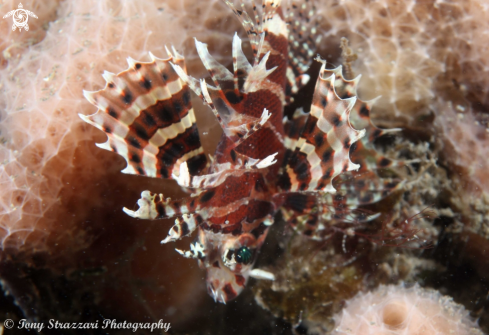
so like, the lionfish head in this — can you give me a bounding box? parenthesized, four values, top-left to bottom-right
(196, 224, 269, 303)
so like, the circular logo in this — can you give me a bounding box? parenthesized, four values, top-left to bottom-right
(4, 319, 14, 329)
(13, 10, 27, 26)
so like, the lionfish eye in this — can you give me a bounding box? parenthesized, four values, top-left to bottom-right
(236, 247, 253, 264)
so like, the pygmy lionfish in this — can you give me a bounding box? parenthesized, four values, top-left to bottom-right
(80, 0, 402, 303)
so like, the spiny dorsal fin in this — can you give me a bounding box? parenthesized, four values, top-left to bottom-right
(223, 0, 282, 64)
(174, 35, 282, 147)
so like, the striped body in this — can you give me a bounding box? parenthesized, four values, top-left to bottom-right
(80, 0, 402, 303)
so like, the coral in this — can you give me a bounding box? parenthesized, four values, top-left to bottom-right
(332, 283, 482, 335)
(317, 0, 489, 118)
(433, 98, 489, 193)
(0, 0, 62, 69)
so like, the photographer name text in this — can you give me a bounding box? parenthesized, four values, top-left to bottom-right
(5, 318, 171, 333)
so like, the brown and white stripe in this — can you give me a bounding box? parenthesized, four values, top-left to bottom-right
(321, 65, 403, 171)
(80, 49, 208, 183)
(278, 58, 365, 193)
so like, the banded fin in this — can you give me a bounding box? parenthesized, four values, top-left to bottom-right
(275, 175, 403, 228)
(283, 211, 377, 241)
(277, 58, 365, 194)
(123, 189, 214, 220)
(124, 170, 270, 219)
(284, 0, 321, 102)
(123, 189, 209, 246)
(319, 65, 405, 208)
(333, 173, 404, 207)
(274, 192, 379, 240)
(175, 241, 206, 259)
(277, 60, 407, 241)
(80, 49, 208, 184)
(322, 65, 402, 171)
(161, 214, 204, 244)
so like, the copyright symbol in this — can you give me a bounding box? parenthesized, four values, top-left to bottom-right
(3, 319, 14, 329)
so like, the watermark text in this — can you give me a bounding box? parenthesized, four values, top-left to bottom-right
(3, 318, 171, 333)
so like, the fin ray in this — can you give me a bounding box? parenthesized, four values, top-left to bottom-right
(80, 51, 208, 183)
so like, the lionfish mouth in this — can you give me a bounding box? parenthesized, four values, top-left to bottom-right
(207, 278, 246, 303)
(205, 256, 249, 303)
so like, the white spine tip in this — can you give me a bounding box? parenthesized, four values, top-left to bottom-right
(194, 38, 207, 51)
(164, 45, 172, 58)
(161, 236, 172, 244)
(102, 71, 115, 83)
(82, 90, 96, 103)
(171, 46, 183, 59)
(126, 57, 136, 68)
(78, 113, 91, 123)
(122, 207, 137, 218)
(256, 152, 278, 169)
(250, 268, 275, 281)
(259, 108, 271, 125)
